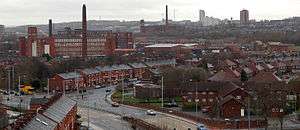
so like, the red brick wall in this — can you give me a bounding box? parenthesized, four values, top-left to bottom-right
(221, 99, 243, 118)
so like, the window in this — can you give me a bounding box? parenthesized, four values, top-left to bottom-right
(209, 98, 213, 102)
(201, 92, 207, 95)
(202, 99, 206, 102)
(236, 96, 241, 99)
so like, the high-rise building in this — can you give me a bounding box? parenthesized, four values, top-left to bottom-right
(240, 9, 249, 25)
(0, 25, 4, 34)
(199, 10, 205, 23)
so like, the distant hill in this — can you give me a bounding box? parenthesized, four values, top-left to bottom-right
(5, 20, 141, 35)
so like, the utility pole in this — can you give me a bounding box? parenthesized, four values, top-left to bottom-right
(248, 97, 251, 130)
(47, 78, 49, 96)
(18, 76, 21, 95)
(87, 96, 90, 129)
(8, 68, 10, 100)
(161, 76, 164, 108)
(196, 85, 198, 115)
(122, 78, 125, 104)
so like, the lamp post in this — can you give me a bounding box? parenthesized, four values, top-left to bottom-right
(161, 76, 164, 108)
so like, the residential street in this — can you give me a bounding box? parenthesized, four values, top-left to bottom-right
(69, 86, 198, 130)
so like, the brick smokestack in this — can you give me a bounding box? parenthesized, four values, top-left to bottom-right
(166, 5, 168, 26)
(82, 4, 87, 57)
(49, 19, 53, 37)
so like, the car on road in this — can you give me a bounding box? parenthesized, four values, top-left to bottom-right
(95, 85, 103, 89)
(105, 89, 111, 93)
(111, 102, 120, 107)
(196, 123, 208, 130)
(146, 110, 156, 116)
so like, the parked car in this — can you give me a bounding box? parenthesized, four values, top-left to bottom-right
(95, 85, 102, 89)
(111, 102, 120, 107)
(146, 110, 156, 116)
(201, 106, 211, 113)
(165, 102, 178, 107)
(165, 99, 178, 107)
(196, 123, 207, 130)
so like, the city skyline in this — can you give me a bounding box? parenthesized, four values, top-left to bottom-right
(1, 0, 300, 26)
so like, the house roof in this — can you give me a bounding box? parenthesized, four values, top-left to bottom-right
(208, 69, 240, 82)
(112, 64, 132, 70)
(224, 59, 236, 66)
(128, 63, 147, 69)
(243, 67, 253, 74)
(30, 98, 49, 105)
(256, 64, 264, 71)
(96, 64, 132, 72)
(22, 113, 57, 130)
(220, 95, 244, 106)
(220, 82, 241, 97)
(145, 44, 196, 48)
(43, 96, 76, 123)
(81, 68, 100, 75)
(144, 59, 176, 67)
(187, 82, 223, 92)
(248, 71, 282, 83)
(58, 72, 81, 80)
(96, 65, 114, 72)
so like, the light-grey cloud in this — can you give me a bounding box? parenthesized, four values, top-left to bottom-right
(0, 0, 299, 26)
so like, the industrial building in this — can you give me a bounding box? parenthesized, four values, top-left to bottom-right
(19, 4, 133, 58)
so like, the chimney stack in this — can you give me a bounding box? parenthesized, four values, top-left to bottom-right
(82, 4, 87, 57)
(166, 5, 168, 26)
(49, 19, 53, 37)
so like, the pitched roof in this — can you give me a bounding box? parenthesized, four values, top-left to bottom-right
(81, 68, 100, 75)
(208, 69, 240, 82)
(224, 59, 236, 66)
(96, 65, 114, 72)
(144, 59, 176, 67)
(43, 96, 76, 123)
(187, 82, 223, 92)
(58, 72, 81, 80)
(220, 82, 241, 97)
(248, 71, 282, 83)
(30, 98, 49, 105)
(243, 67, 253, 74)
(128, 63, 147, 69)
(22, 114, 57, 130)
(219, 95, 244, 106)
(256, 64, 264, 71)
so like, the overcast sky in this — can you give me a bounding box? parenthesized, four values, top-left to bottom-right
(1, 0, 300, 26)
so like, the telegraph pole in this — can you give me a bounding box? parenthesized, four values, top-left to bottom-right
(47, 78, 49, 96)
(8, 68, 10, 100)
(161, 76, 164, 108)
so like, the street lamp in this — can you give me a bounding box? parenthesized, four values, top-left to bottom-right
(161, 76, 164, 108)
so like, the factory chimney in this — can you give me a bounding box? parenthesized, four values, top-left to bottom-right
(165, 5, 169, 26)
(49, 19, 53, 37)
(82, 4, 87, 57)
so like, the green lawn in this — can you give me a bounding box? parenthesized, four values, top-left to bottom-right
(112, 91, 182, 107)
